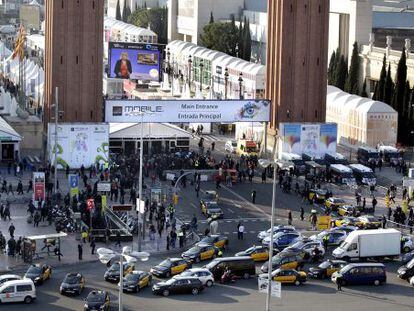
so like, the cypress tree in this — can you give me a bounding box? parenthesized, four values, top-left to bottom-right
(116, 0, 122, 21)
(243, 19, 251, 61)
(403, 81, 411, 118)
(122, 4, 128, 22)
(209, 12, 214, 24)
(373, 55, 386, 101)
(372, 81, 379, 100)
(383, 64, 394, 106)
(392, 47, 407, 142)
(345, 42, 360, 95)
(328, 50, 336, 85)
(331, 47, 341, 87)
(335, 55, 348, 91)
(409, 89, 414, 143)
(361, 79, 368, 97)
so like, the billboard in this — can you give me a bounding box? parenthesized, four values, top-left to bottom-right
(69, 174, 79, 199)
(48, 123, 109, 169)
(33, 172, 45, 204)
(280, 123, 337, 158)
(105, 100, 271, 123)
(108, 42, 163, 81)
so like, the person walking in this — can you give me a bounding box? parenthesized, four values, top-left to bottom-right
(336, 274, 343, 291)
(251, 190, 256, 204)
(288, 210, 293, 226)
(90, 238, 96, 255)
(237, 222, 245, 240)
(78, 243, 83, 260)
(300, 207, 304, 221)
(211, 142, 215, 151)
(8, 223, 15, 238)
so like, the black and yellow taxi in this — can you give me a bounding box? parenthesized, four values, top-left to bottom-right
(308, 260, 347, 279)
(260, 250, 306, 273)
(198, 234, 229, 249)
(182, 243, 220, 263)
(120, 270, 152, 293)
(84, 290, 110, 311)
(235, 245, 272, 262)
(337, 205, 358, 217)
(325, 197, 347, 212)
(260, 269, 307, 286)
(150, 258, 191, 278)
(334, 216, 360, 227)
(356, 215, 381, 229)
(23, 264, 52, 285)
(104, 262, 134, 282)
(200, 201, 224, 219)
(59, 273, 85, 295)
(308, 189, 326, 203)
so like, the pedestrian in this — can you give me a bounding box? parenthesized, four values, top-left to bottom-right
(211, 142, 215, 151)
(288, 210, 292, 225)
(323, 234, 329, 250)
(251, 190, 256, 204)
(300, 206, 304, 221)
(372, 196, 377, 213)
(115, 231, 121, 247)
(362, 197, 366, 212)
(78, 243, 83, 260)
(261, 170, 266, 183)
(166, 234, 170, 251)
(382, 215, 387, 229)
(336, 274, 343, 291)
(237, 222, 245, 240)
(8, 223, 15, 238)
(408, 218, 414, 234)
(90, 238, 96, 255)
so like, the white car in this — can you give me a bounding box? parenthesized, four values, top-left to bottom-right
(224, 140, 237, 153)
(402, 235, 414, 253)
(284, 239, 326, 257)
(173, 268, 214, 287)
(257, 225, 296, 241)
(0, 274, 21, 286)
(410, 275, 414, 286)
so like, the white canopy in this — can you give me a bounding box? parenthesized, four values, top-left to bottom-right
(110, 123, 192, 139)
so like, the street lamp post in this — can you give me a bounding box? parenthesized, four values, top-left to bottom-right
(238, 72, 244, 99)
(188, 55, 193, 89)
(224, 68, 229, 100)
(199, 59, 204, 91)
(97, 247, 149, 311)
(167, 48, 171, 84)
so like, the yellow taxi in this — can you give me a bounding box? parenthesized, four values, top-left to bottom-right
(325, 197, 347, 212)
(235, 245, 271, 262)
(150, 258, 191, 278)
(308, 189, 326, 203)
(308, 260, 347, 279)
(24, 264, 52, 285)
(337, 205, 357, 217)
(198, 235, 229, 249)
(356, 215, 381, 229)
(260, 250, 306, 273)
(334, 216, 360, 227)
(260, 269, 307, 286)
(121, 270, 152, 293)
(181, 243, 220, 263)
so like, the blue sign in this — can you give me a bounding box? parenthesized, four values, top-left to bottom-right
(69, 174, 79, 198)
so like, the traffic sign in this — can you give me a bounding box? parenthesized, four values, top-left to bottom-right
(258, 277, 281, 298)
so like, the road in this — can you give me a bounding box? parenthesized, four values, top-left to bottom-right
(2, 133, 414, 310)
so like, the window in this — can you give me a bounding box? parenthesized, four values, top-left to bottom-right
(348, 243, 357, 251)
(17, 285, 32, 292)
(1, 286, 14, 294)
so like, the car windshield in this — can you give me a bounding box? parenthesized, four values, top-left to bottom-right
(109, 263, 120, 271)
(126, 273, 140, 281)
(319, 261, 331, 269)
(87, 293, 105, 303)
(407, 259, 414, 269)
(231, 142, 237, 147)
(159, 260, 172, 267)
(200, 237, 214, 243)
(289, 241, 305, 249)
(334, 199, 346, 203)
(187, 246, 201, 254)
(165, 278, 176, 285)
(244, 247, 256, 253)
(63, 275, 79, 284)
(27, 266, 41, 274)
(339, 242, 348, 250)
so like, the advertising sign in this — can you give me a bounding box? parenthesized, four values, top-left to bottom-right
(33, 172, 45, 203)
(280, 123, 337, 158)
(97, 182, 111, 192)
(48, 123, 109, 169)
(68, 174, 79, 199)
(108, 42, 163, 81)
(105, 100, 271, 123)
(87, 199, 95, 211)
(258, 278, 281, 298)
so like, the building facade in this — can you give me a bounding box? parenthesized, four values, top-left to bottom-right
(266, 0, 329, 133)
(19, 3, 41, 31)
(44, 0, 104, 124)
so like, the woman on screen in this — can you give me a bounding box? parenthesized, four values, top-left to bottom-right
(114, 52, 132, 79)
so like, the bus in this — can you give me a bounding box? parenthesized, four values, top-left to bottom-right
(325, 152, 349, 166)
(302, 153, 326, 166)
(348, 164, 376, 186)
(378, 146, 401, 165)
(357, 147, 380, 166)
(329, 164, 356, 185)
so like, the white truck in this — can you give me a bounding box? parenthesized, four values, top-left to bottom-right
(332, 229, 401, 261)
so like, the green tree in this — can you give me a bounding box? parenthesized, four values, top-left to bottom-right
(373, 55, 386, 101)
(209, 12, 214, 24)
(334, 55, 348, 91)
(392, 47, 407, 142)
(200, 21, 239, 57)
(383, 64, 394, 106)
(345, 42, 360, 94)
(116, 0, 122, 21)
(242, 18, 251, 61)
(361, 79, 368, 97)
(327, 50, 336, 85)
(409, 89, 414, 144)
(122, 4, 132, 23)
(128, 7, 168, 44)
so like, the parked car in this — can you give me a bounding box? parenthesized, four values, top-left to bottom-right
(309, 230, 347, 246)
(283, 239, 326, 258)
(120, 270, 152, 293)
(331, 263, 386, 286)
(259, 269, 307, 286)
(225, 140, 237, 153)
(257, 225, 296, 242)
(0, 279, 36, 304)
(308, 260, 347, 279)
(204, 257, 256, 281)
(59, 273, 85, 295)
(262, 232, 301, 250)
(401, 235, 414, 253)
(104, 262, 134, 282)
(235, 245, 273, 262)
(397, 258, 414, 281)
(181, 243, 220, 263)
(23, 264, 52, 285)
(84, 290, 110, 311)
(325, 197, 347, 212)
(150, 258, 191, 278)
(400, 250, 414, 264)
(261, 250, 306, 273)
(174, 268, 214, 287)
(0, 275, 21, 286)
(198, 235, 228, 249)
(152, 277, 204, 297)
(356, 216, 381, 229)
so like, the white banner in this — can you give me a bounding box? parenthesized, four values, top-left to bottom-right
(48, 123, 109, 169)
(258, 277, 281, 298)
(97, 182, 111, 192)
(105, 99, 271, 123)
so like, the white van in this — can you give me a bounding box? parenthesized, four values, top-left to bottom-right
(0, 279, 36, 304)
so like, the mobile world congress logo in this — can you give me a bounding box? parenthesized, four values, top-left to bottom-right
(113, 105, 164, 117)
